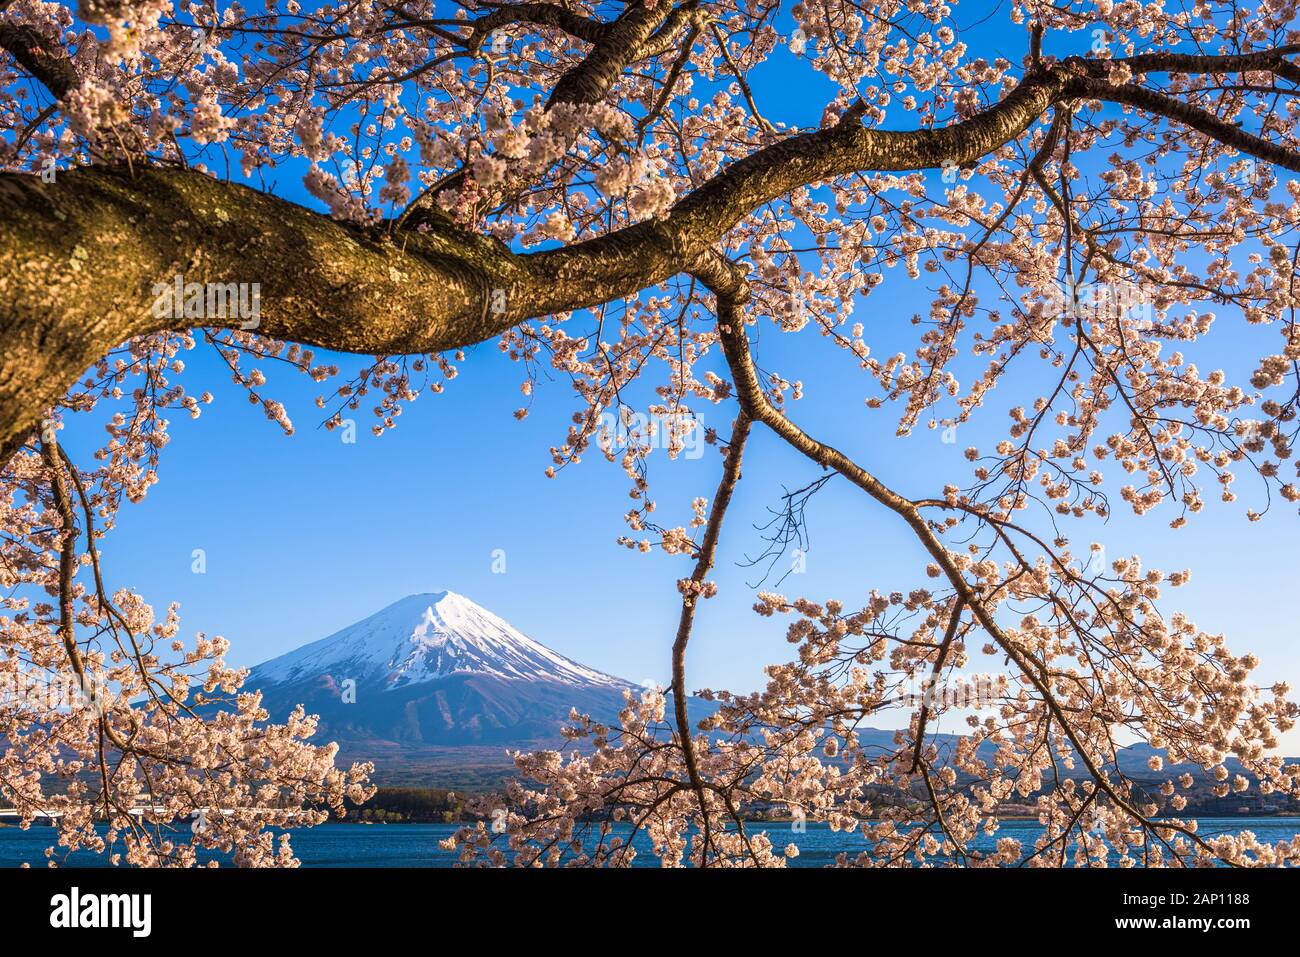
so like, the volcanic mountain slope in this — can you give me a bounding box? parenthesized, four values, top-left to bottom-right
(250, 592, 1266, 790)
(247, 592, 647, 781)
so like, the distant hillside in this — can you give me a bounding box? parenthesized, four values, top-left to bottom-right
(247, 592, 1298, 793)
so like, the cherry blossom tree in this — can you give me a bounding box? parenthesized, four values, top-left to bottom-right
(3, 0, 1300, 866)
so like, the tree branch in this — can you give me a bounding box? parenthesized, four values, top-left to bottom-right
(670, 410, 750, 866)
(6, 49, 1300, 464)
(1073, 74, 1300, 171)
(709, 292, 1229, 862)
(0, 22, 77, 98)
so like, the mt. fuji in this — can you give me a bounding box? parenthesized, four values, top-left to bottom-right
(254, 591, 629, 691)
(247, 592, 646, 784)
(245, 593, 1236, 791)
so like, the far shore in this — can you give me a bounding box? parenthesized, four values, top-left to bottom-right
(5, 812, 1300, 828)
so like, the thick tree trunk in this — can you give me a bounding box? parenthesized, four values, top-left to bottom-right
(0, 168, 491, 461)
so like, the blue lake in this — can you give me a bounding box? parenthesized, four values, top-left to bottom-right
(3, 818, 1299, 867)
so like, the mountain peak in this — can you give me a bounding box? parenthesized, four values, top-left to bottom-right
(252, 591, 629, 691)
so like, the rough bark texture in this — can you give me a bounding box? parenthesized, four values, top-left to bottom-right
(0, 23, 77, 96)
(0, 169, 493, 460)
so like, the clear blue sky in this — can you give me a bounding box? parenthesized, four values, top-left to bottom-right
(63, 317, 1300, 750)
(58, 9, 1300, 752)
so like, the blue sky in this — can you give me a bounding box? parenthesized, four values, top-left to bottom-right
(62, 307, 1300, 750)
(56, 7, 1300, 752)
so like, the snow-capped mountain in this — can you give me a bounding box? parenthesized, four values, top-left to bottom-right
(254, 591, 629, 691)
(247, 592, 646, 783)
(249, 594, 1260, 791)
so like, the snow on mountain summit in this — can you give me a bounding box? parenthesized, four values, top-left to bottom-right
(252, 591, 629, 690)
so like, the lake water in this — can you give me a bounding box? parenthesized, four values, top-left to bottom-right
(3, 818, 1299, 867)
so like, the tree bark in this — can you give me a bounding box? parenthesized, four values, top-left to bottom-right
(4, 52, 1299, 463)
